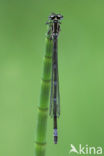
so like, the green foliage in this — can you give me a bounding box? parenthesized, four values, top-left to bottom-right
(35, 34, 53, 156)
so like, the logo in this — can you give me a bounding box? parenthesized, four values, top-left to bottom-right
(69, 144, 102, 155)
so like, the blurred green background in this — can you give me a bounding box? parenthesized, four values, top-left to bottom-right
(0, 0, 104, 156)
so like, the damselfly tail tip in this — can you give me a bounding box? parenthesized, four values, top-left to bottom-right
(54, 136, 58, 144)
(54, 129, 58, 144)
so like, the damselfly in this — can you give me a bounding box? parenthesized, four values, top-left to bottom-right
(47, 13, 63, 144)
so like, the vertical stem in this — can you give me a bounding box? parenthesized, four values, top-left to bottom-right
(35, 34, 53, 156)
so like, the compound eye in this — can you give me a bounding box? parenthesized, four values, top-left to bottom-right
(49, 13, 56, 20)
(57, 14, 63, 20)
(51, 15, 54, 18)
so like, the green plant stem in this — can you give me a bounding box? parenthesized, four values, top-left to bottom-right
(35, 31, 53, 156)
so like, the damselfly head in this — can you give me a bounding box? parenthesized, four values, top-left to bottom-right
(48, 13, 63, 21)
